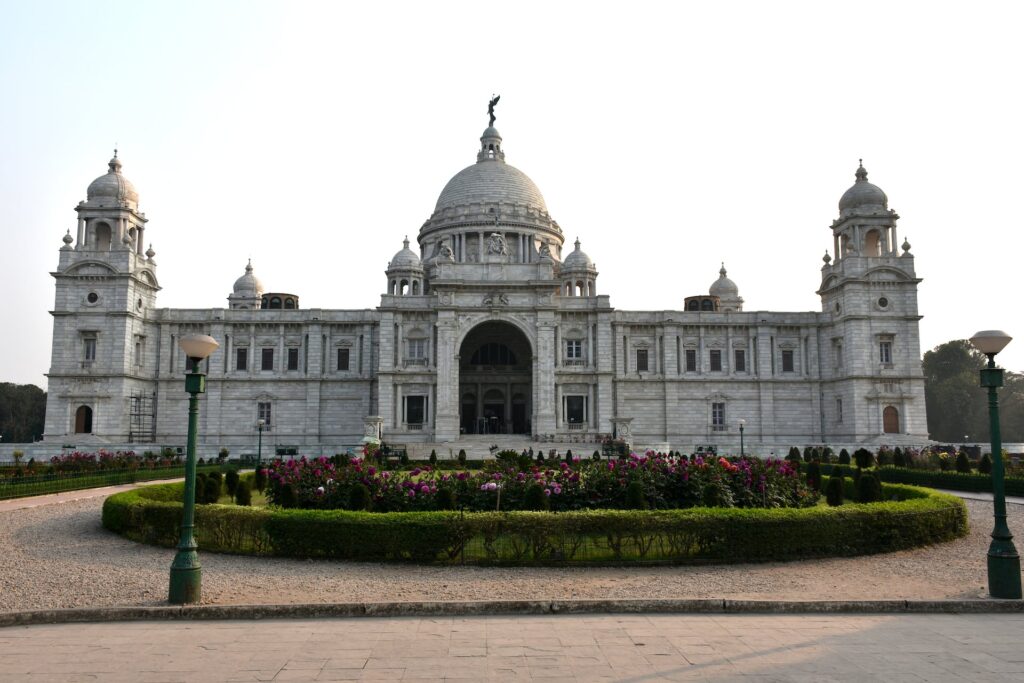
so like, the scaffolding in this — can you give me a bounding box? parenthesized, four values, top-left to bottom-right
(128, 390, 157, 444)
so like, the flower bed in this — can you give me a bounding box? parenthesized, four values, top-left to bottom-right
(102, 480, 968, 565)
(265, 453, 818, 512)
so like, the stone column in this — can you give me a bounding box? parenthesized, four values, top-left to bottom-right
(77, 216, 85, 248)
(434, 317, 460, 441)
(534, 318, 556, 437)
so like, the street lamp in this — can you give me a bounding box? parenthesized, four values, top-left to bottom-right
(256, 418, 265, 469)
(969, 329, 1021, 600)
(738, 419, 746, 457)
(168, 333, 219, 605)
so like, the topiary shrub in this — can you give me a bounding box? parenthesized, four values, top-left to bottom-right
(458, 449, 467, 466)
(436, 488, 456, 511)
(803, 447, 813, 463)
(203, 477, 221, 504)
(348, 483, 372, 511)
(254, 467, 267, 493)
(399, 452, 410, 466)
(194, 473, 208, 503)
(565, 449, 573, 464)
(838, 449, 851, 465)
(955, 450, 972, 474)
(853, 448, 874, 470)
(225, 469, 240, 496)
(523, 483, 550, 511)
(625, 481, 648, 510)
(893, 448, 906, 468)
(805, 460, 823, 492)
(825, 474, 845, 507)
(822, 447, 834, 463)
(234, 480, 252, 506)
(979, 453, 993, 474)
(278, 483, 297, 509)
(877, 449, 893, 467)
(856, 472, 883, 503)
(593, 450, 601, 460)
(429, 450, 438, 465)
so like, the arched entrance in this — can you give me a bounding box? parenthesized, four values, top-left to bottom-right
(74, 405, 93, 434)
(459, 321, 532, 435)
(883, 406, 900, 434)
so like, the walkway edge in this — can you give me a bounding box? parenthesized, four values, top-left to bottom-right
(2, 599, 1022, 627)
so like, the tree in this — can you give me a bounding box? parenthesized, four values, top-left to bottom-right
(0, 383, 47, 443)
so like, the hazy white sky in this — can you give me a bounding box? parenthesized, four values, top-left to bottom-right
(2, 0, 1023, 388)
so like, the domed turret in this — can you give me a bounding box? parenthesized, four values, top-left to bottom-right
(385, 237, 426, 296)
(560, 239, 598, 297)
(709, 263, 743, 312)
(86, 151, 139, 210)
(838, 161, 888, 216)
(389, 237, 422, 269)
(228, 260, 264, 309)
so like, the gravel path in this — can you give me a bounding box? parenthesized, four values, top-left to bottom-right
(1, 494, 1020, 612)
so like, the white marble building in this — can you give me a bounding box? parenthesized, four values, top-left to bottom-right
(43, 120, 928, 456)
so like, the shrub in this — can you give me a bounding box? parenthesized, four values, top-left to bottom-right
(979, 453, 993, 475)
(348, 484, 372, 511)
(429, 450, 438, 465)
(254, 467, 267, 493)
(955, 450, 972, 474)
(856, 472, 883, 503)
(458, 449, 467, 465)
(278, 483, 297, 509)
(877, 448, 894, 467)
(625, 481, 648, 510)
(825, 475, 845, 506)
(225, 469, 240, 496)
(802, 447, 813, 463)
(805, 460, 823, 492)
(12, 450, 24, 466)
(893, 448, 906, 468)
(208, 470, 223, 487)
(203, 477, 222, 504)
(787, 447, 801, 461)
(593, 450, 600, 461)
(565, 450, 573, 464)
(234, 480, 252, 506)
(523, 483, 550, 511)
(853, 448, 874, 470)
(218, 447, 229, 461)
(537, 451, 545, 462)
(838, 449, 851, 465)
(399, 452, 410, 466)
(436, 488, 456, 511)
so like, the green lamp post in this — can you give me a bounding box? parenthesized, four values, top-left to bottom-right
(168, 333, 219, 605)
(969, 330, 1021, 600)
(738, 419, 746, 457)
(256, 418, 265, 469)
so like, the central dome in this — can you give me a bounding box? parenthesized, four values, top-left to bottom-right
(433, 126, 547, 213)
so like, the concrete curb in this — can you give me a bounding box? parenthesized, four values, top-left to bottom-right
(2, 599, 1022, 628)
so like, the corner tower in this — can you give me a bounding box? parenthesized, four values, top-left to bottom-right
(45, 152, 161, 443)
(818, 161, 926, 444)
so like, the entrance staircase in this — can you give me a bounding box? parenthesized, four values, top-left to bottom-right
(396, 435, 605, 461)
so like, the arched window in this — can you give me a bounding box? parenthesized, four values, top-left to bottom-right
(470, 342, 518, 365)
(284, 298, 295, 309)
(701, 299, 714, 311)
(93, 222, 111, 251)
(883, 406, 900, 434)
(399, 280, 409, 295)
(260, 297, 269, 309)
(269, 297, 282, 309)
(74, 405, 93, 434)
(412, 281, 420, 295)
(687, 300, 700, 311)
(864, 230, 882, 257)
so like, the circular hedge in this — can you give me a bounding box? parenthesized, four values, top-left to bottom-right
(102, 481, 968, 565)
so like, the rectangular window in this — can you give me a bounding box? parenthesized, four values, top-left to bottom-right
(734, 349, 746, 372)
(261, 347, 274, 371)
(685, 349, 697, 372)
(287, 347, 299, 371)
(235, 347, 248, 371)
(565, 395, 586, 425)
(636, 348, 649, 372)
(712, 402, 726, 432)
(408, 338, 426, 360)
(83, 337, 97, 363)
(782, 349, 795, 372)
(257, 401, 272, 427)
(834, 342, 844, 370)
(566, 339, 583, 360)
(836, 398, 843, 423)
(405, 395, 426, 425)
(337, 348, 350, 371)
(709, 349, 722, 372)
(879, 340, 893, 365)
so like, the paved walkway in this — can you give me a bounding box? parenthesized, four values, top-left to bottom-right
(0, 479, 180, 513)
(2, 613, 1024, 682)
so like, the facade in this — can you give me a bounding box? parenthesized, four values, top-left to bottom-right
(44, 123, 928, 456)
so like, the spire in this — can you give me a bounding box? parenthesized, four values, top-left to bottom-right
(719, 262, 727, 278)
(574, 237, 581, 251)
(855, 159, 867, 182)
(108, 148, 122, 174)
(403, 235, 410, 250)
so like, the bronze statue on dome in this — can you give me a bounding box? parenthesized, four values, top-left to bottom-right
(487, 94, 500, 127)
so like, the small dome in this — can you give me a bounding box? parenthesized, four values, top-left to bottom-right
(482, 126, 501, 139)
(233, 260, 264, 296)
(86, 151, 139, 208)
(709, 263, 739, 297)
(562, 238, 593, 270)
(389, 237, 422, 269)
(839, 161, 888, 213)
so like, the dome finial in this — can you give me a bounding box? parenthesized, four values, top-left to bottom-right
(403, 235, 410, 249)
(245, 258, 253, 273)
(720, 262, 727, 277)
(823, 250, 832, 264)
(574, 237, 581, 250)
(855, 159, 867, 181)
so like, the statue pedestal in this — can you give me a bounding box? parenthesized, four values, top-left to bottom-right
(610, 417, 634, 450)
(362, 416, 383, 444)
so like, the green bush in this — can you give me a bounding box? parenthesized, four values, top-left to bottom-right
(625, 481, 648, 510)
(457, 449, 467, 466)
(203, 477, 221, 504)
(592, 450, 601, 461)
(565, 450, 573, 464)
(856, 472, 883, 503)
(805, 460, 823, 492)
(955, 450, 972, 474)
(802, 447, 813, 463)
(853, 448, 874, 470)
(254, 467, 267, 493)
(399, 452, 410, 466)
(893, 448, 906, 468)
(102, 481, 969, 565)
(278, 483, 297, 509)
(523, 483, 550, 511)
(429, 450, 438, 465)
(877, 449, 893, 467)
(825, 475, 845, 507)
(348, 483, 372, 511)
(787, 447, 800, 461)
(979, 453, 993, 475)
(838, 449, 851, 465)
(225, 470, 240, 496)
(235, 480, 252, 506)
(436, 488, 456, 511)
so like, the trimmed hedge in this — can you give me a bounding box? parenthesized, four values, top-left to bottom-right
(823, 465, 1024, 497)
(103, 481, 968, 565)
